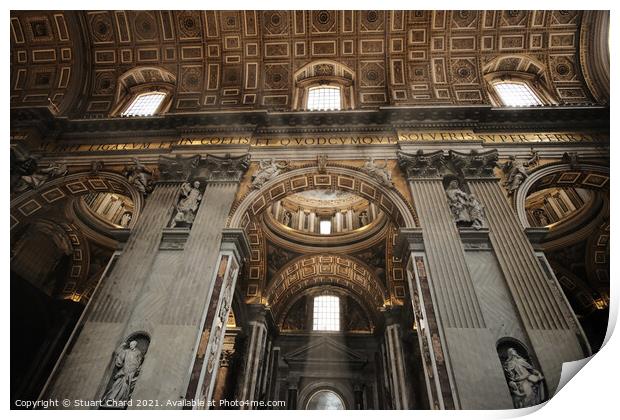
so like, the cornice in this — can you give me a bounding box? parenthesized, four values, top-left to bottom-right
(11, 105, 609, 141)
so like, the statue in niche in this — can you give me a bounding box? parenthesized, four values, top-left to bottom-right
(445, 180, 484, 230)
(533, 208, 550, 226)
(123, 158, 153, 196)
(501, 151, 539, 195)
(282, 210, 292, 227)
(358, 210, 369, 227)
(361, 157, 393, 187)
(251, 158, 289, 189)
(170, 181, 202, 228)
(101, 340, 144, 406)
(13, 160, 68, 193)
(502, 347, 546, 408)
(120, 211, 133, 228)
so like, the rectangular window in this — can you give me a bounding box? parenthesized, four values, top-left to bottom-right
(313, 295, 340, 331)
(319, 220, 332, 235)
(307, 86, 341, 111)
(121, 92, 166, 116)
(494, 82, 542, 107)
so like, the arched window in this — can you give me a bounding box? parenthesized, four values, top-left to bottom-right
(293, 60, 355, 110)
(306, 86, 342, 111)
(121, 91, 167, 117)
(306, 389, 346, 410)
(111, 66, 176, 117)
(482, 56, 558, 107)
(313, 295, 340, 331)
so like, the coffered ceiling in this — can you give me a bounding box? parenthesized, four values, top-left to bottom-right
(10, 10, 599, 118)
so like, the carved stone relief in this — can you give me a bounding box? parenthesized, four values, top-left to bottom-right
(501, 150, 539, 195)
(123, 157, 154, 196)
(251, 158, 290, 189)
(360, 157, 393, 188)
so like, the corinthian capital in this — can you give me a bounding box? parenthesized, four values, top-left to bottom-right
(449, 149, 499, 178)
(199, 153, 250, 182)
(158, 154, 200, 182)
(397, 150, 445, 179)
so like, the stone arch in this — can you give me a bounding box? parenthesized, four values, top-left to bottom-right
(300, 383, 351, 410)
(265, 253, 388, 327)
(228, 165, 417, 229)
(514, 162, 609, 228)
(227, 164, 417, 304)
(10, 171, 144, 233)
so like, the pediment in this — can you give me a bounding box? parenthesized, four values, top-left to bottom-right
(283, 336, 368, 367)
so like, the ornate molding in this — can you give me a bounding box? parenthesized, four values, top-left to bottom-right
(397, 150, 445, 179)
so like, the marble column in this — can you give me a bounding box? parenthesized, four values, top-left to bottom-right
(236, 305, 270, 409)
(382, 307, 409, 410)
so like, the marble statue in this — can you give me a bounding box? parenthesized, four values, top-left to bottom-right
(502, 348, 546, 408)
(102, 340, 143, 406)
(445, 180, 484, 230)
(501, 151, 539, 195)
(358, 210, 369, 227)
(13, 159, 68, 193)
(282, 210, 292, 227)
(170, 181, 202, 228)
(120, 212, 132, 228)
(533, 209, 550, 226)
(251, 158, 289, 189)
(361, 157, 393, 187)
(123, 158, 153, 196)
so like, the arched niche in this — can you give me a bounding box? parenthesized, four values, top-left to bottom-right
(100, 332, 150, 409)
(514, 163, 609, 229)
(496, 337, 547, 409)
(11, 218, 76, 298)
(11, 171, 144, 234)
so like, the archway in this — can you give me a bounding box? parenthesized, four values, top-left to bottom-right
(221, 162, 422, 409)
